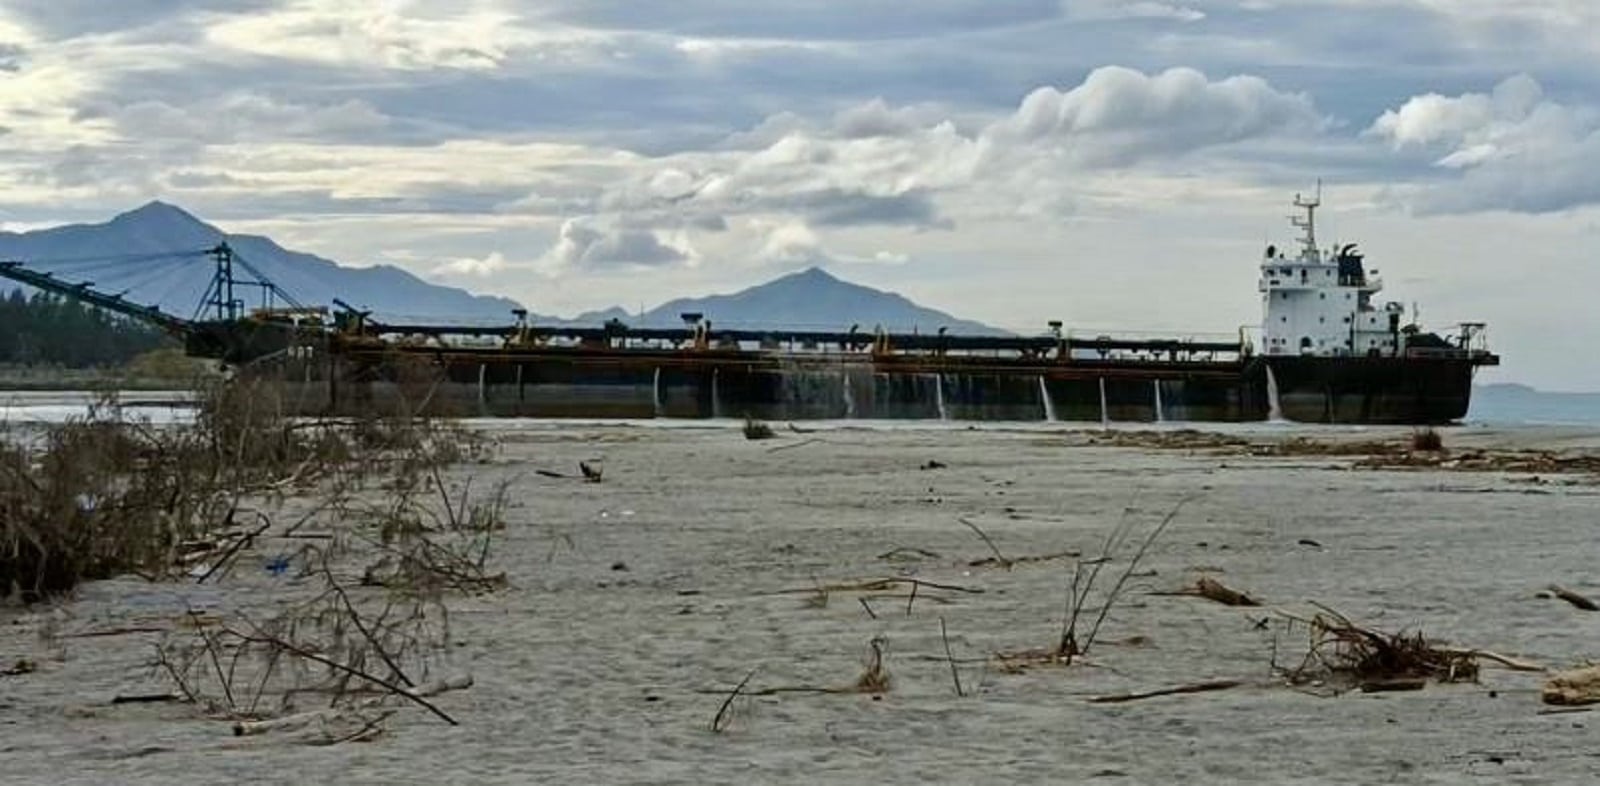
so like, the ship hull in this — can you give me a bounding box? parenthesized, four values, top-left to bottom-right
(1257, 355, 1478, 424)
(261, 346, 1485, 425)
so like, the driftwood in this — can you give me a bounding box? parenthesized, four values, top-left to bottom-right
(111, 693, 180, 704)
(1192, 577, 1260, 606)
(1548, 585, 1599, 612)
(1542, 665, 1600, 706)
(1153, 577, 1260, 606)
(1089, 679, 1242, 704)
(776, 577, 984, 596)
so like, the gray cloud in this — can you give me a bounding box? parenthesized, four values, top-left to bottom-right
(541, 219, 689, 271)
(0, 42, 23, 71)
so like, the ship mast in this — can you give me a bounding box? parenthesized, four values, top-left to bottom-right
(1290, 182, 1321, 261)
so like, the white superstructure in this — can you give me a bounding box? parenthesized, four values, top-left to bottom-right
(1260, 193, 1405, 357)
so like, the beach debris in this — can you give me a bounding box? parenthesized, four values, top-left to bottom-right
(579, 460, 604, 482)
(111, 693, 180, 704)
(706, 638, 893, 732)
(1089, 679, 1243, 704)
(1171, 577, 1261, 607)
(1276, 606, 1480, 694)
(939, 618, 965, 697)
(997, 498, 1190, 673)
(776, 577, 984, 597)
(876, 546, 941, 562)
(958, 516, 1011, 569)
(1547, 585, 1599, 612)
(1542, 666, 1600, 706)
(741, 419, 775, 441)
(767, 437, 821, 453)
(709, 668, 759, 733)
(1410, 427, 1444, 452)
(852, 636, 891, 695)
(1297, 538, 1323, 549)
(1078, 429, 1600, 478)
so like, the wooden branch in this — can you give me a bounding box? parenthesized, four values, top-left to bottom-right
(1549, 585, 1599, 611)
(1089, 679, 1242, 704)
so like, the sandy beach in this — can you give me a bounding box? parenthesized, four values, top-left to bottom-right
(4, 419, 1599, 784)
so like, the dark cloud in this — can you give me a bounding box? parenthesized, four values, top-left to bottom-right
(798, 189, 951, 229)
(0, 42, 23, 72)
(532, 0, 1061, 41)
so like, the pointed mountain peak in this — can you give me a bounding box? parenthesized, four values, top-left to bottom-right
(787, 265, 838, 282)
(116, 200, 202, 223)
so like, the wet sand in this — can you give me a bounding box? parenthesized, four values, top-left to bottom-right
(4, 421, 1599, 784)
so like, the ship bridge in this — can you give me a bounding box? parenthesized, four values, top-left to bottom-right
(1259, 192, 1409, 358)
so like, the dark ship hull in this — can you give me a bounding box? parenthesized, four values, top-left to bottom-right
(262, 342, 1489, 425)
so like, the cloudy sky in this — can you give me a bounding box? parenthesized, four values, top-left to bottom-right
(2, 1, 1597, 388)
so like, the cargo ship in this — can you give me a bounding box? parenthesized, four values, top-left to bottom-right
(0, 194, 1497, 424)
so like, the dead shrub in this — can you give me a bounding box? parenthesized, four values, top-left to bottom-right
(1411, 428, 1444, 452)
(1, 375, 485, 602)
(997, 498, 1188, 672)
(1276, 607, 1478, 694)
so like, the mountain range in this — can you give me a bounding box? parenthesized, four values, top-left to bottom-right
(0, 202, 520, 322)
(0, 202, 998, 334)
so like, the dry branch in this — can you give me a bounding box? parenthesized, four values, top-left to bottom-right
(1089, 679, 1242, 704)
(1548, 585, 1599, 612)
(1164, 577, 1260, 606)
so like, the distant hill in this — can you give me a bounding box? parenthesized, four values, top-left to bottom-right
(626, 267, 1003, 335)
(1468, 383, 1600, 425)
(0, 202, 522, 322)
(0, 203, 1002, 335)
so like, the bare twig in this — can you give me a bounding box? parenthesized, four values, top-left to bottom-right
(1089, 679, 1243, 704)
(940, 618, 964, 697)
(958, 517, 1010, 569)
(711, 668, 758, 733)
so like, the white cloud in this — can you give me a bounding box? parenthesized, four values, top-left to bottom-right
(537, 217, 691, 273)
(989, 66, 1323, 166)
(203, 0, 606, 71)
(431, 250, 507, 277)
(1369, 75, 1600, 213)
